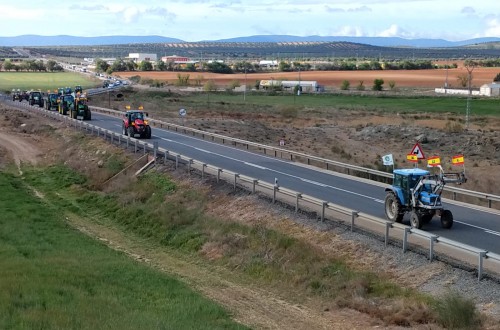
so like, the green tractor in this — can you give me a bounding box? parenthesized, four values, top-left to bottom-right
(45, 93, 59, 110)
(69, 94, 91, 120)
(58, 94, 75, 115)
(384, 167, 466, 229)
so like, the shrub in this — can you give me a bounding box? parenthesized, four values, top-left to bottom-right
(444, 121, 464, 133)
(129, 75, 141, 83)
(227, 80, 241, 90)
(372, 79, 384, 91)
(356, 81, 365, 91)
(434, 291, 481, 329)
(278, 105, 299, 118)
(493, 73, 500, 82)
(388, 80, 396, 90)
(340, 80, 350, 90)
(203, 80, 217, 92)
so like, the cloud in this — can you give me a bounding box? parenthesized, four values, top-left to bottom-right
(325, 6, 345, 13)
(378, 24, 412, 38)
(347, 6, 372, 12)
(332, 25, 365, 37)
(484, 17, 500, 37)
(69, 4, 107, 11)
(461, 6, 476, 15)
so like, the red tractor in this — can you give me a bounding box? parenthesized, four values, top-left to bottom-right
(122, 110, 152, 139)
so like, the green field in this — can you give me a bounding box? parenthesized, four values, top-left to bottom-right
(0, 170, 247, 330)
(0, 72, 100, 93)
(118, 89, 500, 118)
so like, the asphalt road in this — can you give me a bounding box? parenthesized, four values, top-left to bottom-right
(85, 111, 500, 254)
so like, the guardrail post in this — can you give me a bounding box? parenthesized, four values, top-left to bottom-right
(153, 142, 158, 160)
(127, 136, 130, 149)
(385, 222, 392, 246)
(429, 236, 437, 261)
(403, 227, 411, 253)
(164, 150, 169, 163)
(488, 200, 492, 208)
(274, 150, 277, 157)
(273, 186, 277, 203)
(295, 193, 301, 212)
(252, 180, 257, 194)
(188, 159, 192, 175)
(478, 251, 486, 280)
(217, 169, 221, 183)
(234, 174, 239, 190)
(321, 202, 327, 222)
(175, 155, 179, 169)
(118, 134, 121, 145)
(201, 164, 206, 179)
(307, 158, 310, 165)
(326, 163, 329, 170)
(134, 140, 138, 153)
(351, 211, 359, 232)
(453, 192, 457, 200)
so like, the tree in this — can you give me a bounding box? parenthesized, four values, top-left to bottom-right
(228, 80, 241, 90)
(175, 74, 190, 86)
(206, 62, 232, 74)
(95, 58, 110, 73)
(203, 80, 217, 92)
(388, 80, 396, 90)
(340, 80, 350, 90)
(493, 73, 500, 82)
(139, 60, 153, 71)
(278, 61, 291, 72)
(356, 80, 365, 91)
(156, 60, 167, 71)
(3, 59, 13, 71)
(46, 60, 57, 72)
(457, 74, 469, 88)
(126, 61, 137, 71)
(372, 79, 384, 91)
(110, 58, 127, 73)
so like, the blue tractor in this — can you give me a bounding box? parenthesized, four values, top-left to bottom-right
(384, 168, 467, 229)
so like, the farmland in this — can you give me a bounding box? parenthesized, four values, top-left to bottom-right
(0, 72, 100, 92)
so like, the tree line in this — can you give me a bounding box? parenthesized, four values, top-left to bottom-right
(0, 59, 63, 72)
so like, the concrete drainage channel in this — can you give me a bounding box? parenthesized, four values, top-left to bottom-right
(5, 98, 500, 282)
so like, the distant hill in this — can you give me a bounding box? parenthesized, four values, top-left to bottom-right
(0, 35, 184, 47)
(210, 35, 500, 48)
(2, 34, 500, 48)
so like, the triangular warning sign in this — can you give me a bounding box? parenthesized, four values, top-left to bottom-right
(410, 142, 426, 159)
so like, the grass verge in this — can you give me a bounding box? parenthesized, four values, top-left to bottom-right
(19, 161, 484, 328)
(0, 170, 247, 330)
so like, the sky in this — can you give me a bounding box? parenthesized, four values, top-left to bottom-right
(1, 0, 499, 42)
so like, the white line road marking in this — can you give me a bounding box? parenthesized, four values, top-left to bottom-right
(244, 162, 267, 170)
(455, 220, 500, 237)
(158, 136, 383, 203)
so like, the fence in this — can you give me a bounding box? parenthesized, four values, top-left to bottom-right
(10, 100, 499, 281)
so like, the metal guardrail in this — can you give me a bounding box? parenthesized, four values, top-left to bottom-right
(8, 101, 499, 281)
(88, 105, 500, 209)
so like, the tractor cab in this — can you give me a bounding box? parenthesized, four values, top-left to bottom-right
(75, 85, 83, 94)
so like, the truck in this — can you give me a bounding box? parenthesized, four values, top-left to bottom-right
(122, 110, 151, 139)
(384, 167, 467, 229)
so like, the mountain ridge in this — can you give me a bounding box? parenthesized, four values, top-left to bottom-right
(1, 34, 499, 48)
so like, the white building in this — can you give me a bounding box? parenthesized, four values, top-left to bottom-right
(479, 83, 500, 97)
(128, 53, 157, 63)
(259, 60, 278, 68)
(260, 80, 320, 92)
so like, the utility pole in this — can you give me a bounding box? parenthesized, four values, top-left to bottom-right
(244, 67, 247, 102)
(464, 59, 476, 129)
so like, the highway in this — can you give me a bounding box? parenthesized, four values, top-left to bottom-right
(86, 110, 500, 254)
(3, 97, 500, 254)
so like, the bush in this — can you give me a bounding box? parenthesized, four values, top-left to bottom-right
(203, 80, 217, 92)
(493, 73, 500, 82)
(356, 81, 365, 91)
(372, 79, 384, 91)
(278, 105, 299, 118)
(388, 80, 396, 90)
(129, 75, 141, 84)
(340, 80, 350, 90)
(434, 291, 481, 329)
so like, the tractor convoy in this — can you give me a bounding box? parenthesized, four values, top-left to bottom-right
(11, 86, 91, 121)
